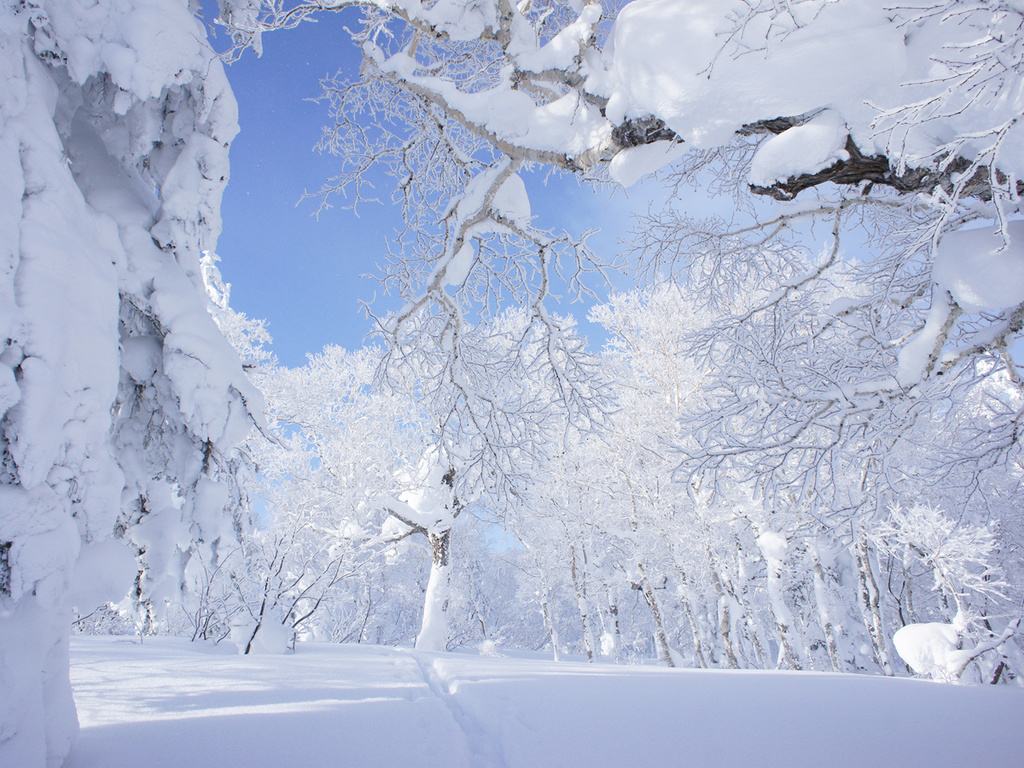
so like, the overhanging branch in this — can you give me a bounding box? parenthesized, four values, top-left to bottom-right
(605, 113, 1021, 205)
(749, 136, 1024, 202)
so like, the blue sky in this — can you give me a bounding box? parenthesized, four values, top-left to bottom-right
(209, 11, 660, 368)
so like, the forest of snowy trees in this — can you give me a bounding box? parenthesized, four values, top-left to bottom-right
(112, 267, 1018, 687)
(3, 0, 1024, 765)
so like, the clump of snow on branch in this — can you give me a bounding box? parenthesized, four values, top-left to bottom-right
(749, 111, 849, 187)
(609, 141, 687, 187)
(893, 622, 964, 681)
(933, 221, 1024, 315)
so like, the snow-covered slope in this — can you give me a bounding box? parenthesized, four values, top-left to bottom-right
(67, 636, 1024, 768)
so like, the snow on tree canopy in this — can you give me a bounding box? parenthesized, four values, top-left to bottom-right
(241, 0, 1024, 422)
(594, 0, 1024, 182)
(597, 0, 901, 151)
(0, 0, 261, 765)
(335, 0, 1024, 188)
(933, 222, 1024, 315)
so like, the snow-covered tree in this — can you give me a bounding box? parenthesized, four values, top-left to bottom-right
(238, 343, 429, 650)
(877, 503, 1020, 682)
(226, 0, 1024, 372)
(384, 450, 466, 651)
(247, 305, 602, 654)
(214, 1, 1024, 568)
(0, 2, 261, 764)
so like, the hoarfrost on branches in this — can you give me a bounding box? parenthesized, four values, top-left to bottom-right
(220, 0, 1024, 497)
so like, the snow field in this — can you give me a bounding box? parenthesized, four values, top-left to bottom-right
(68, 636, 1024, 768)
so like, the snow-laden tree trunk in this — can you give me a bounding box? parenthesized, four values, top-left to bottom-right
(637, 563, 678, 668)
(707, 566, 738, 669)
(855, 534, 894, 676)
(0, 2, 260, 764)
(417, 529, 452, 652)
(809, 543, 842, 673)
(525, 548, 561, 662)
(386, 455, 464, 653)
(755, 530, 803, 671)
(569, 544, 598, 662)
(678, 582, 708, 669)
(540, 583, 561, 662)
(601, 591, 622, 662)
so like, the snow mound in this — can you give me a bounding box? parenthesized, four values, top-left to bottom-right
(893, 622, 965, 680)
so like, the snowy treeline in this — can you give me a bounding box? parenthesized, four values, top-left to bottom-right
(83, 272, 1022, 689)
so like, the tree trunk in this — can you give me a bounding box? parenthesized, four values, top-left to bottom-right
(638, 563, 677, 667)
(416, 528, 452, 652)
(540, 584, 561, 662)
(707, 566, 737, 669)
(855, 534, 893, 675)
(809, 544, 842, 672)
(603, 593, 622, 661)
(756, 535, 803, 671)
(676, 569, 708, 668)
(570, 545, 597, 661)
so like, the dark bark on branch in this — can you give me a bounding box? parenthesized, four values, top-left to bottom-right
(384, 508, 428, 535)
(607, 113, 1021, 204)
(611, 116, 680, 149)
(749, 137, 1024, 202)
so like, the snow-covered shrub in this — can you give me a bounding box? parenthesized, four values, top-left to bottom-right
(874, 503, 1018, 682)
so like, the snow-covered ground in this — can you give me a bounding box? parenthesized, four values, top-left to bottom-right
(67, 636, 1024, 768)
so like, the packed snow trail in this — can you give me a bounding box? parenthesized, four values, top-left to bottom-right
(67, 637, 1024, 768)
(408, 650, 508, 768)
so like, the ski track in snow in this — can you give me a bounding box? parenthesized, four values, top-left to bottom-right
(407, 650, 509, 768)
(66, 636, 1024, 768)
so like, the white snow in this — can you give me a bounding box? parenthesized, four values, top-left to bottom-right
(513, 3, 601, 74)
(374, 51, 611, 157)
(893, 622, 965, 681)
(67, 636, 1024, 768)
(68, 539, 138, 615)
(749, 111, 849, 187)
(490, 171, 531, 228)
(609, 140, 687, 187)
(590, 0, 1024, 185)
(600, 0, 902, 151)
(897, 223, 1024, 385)
(933, 221, 1024, 314)
(897, 288, 954, 387)
(756, 530, 788, 569)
